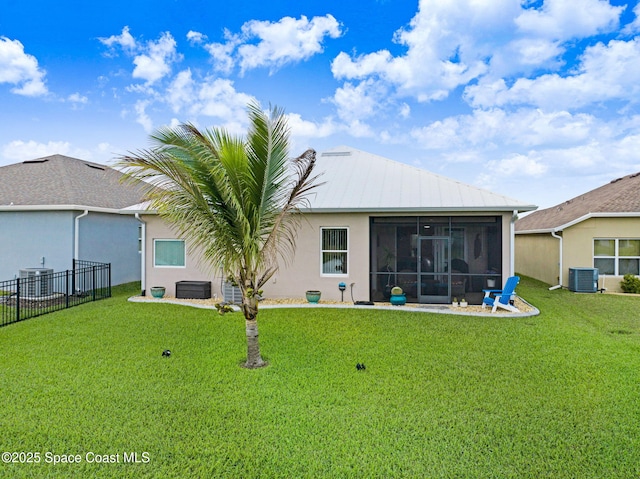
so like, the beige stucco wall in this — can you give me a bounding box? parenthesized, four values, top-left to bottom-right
(141, 212, 369, 301)
(141, 211, 517, 301)
(562, 217, 639, 293)
(516, 217, 640, 293)
(264, 213, 370, 301)
(515, 233, 559, 287)
(142, 215, 218, 297)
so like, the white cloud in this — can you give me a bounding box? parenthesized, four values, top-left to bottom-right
(515, 0, 622, 40)
(67, 92, 87, 103)
(331, 0, 520, 102)
(166, 71, 256, 127)
(328, 0, 629, 125)
(167, 69, 195, 113)
(204, 33, 238, 75)
(67, 92, 88, 108)
(196, 77, 254, 122)
(411, 108, 597, 152)
(1, 140, 71, 162)
(465, 38, 640, 110)
(331, 80, 382, 123)
(186, 30, 207, 45)
(100, 27, 181, 85)
(98, 26, 137, 53)
(622, 3, 640, 35)
(0, 37, 48, 96)
(201, 15, 343, 75)
(286, 112, 338, 139)
(489, 153, 548, 176)
(132, 32, 181, 84)
(134, 100, 153, 132)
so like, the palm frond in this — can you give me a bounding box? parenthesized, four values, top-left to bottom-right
(117, 101, 323, 291)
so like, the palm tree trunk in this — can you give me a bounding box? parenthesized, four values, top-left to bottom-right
(243, 296, 266, 368)
(244, 319, 265, 368)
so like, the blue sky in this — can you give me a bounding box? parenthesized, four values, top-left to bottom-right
(1, 0, 639, 208)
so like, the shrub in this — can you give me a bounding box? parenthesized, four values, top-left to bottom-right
(620, 274, 640, 293)
(391, 286, 403, 295)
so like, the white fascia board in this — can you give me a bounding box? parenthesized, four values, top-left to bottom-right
(515, 228, 556, 235)
(516, 211, 640, 235)
(559, 212, 640, 230)
(0, 204, 123, 214)
(301, 206, 537, 214)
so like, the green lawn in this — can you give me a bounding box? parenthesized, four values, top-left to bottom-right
(1, 277, 639, 478)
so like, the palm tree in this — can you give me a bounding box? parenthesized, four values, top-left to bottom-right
(118, 101, 321, 368)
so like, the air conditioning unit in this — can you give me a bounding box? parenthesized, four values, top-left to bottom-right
(568, 267, 598, 293)
(222, 281, 242, 304)
(19, 268, 54, 297)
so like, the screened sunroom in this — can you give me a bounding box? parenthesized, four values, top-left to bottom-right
(370, 216, 503, 304)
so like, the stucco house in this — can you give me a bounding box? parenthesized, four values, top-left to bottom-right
(0, 154, 148, 285)
(515, 171, 640, 292)
(128, 146, 536, 304)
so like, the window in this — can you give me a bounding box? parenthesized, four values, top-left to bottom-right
(154, 239, 186, 267)
(321, 227, 348, 275)
(594, 239, 640, 275)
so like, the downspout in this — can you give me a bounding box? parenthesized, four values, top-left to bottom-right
(510, 210, 517, 279)
(74, 210, 89, 261)
(135, 213, 147, 296)
(549, 230, 563, 290)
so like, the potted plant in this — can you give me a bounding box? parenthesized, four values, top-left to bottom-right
(305, 290, 322, 303)
(150, 286, 166, 298)
(460, 298, 468, 307)
(452, 297, 459, 307)
(389, 286, 406, 306)
(486, 268, 498, 288)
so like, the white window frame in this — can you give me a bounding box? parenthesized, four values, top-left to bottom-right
(593, 238, 640, 276)
(320, 227, 349, 276)
(153, 239, 186, 268)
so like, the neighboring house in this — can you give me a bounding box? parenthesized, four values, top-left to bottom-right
(515, 171, 640, 292)
(128, 146, 536, 304)
(0, 154, 148, 285)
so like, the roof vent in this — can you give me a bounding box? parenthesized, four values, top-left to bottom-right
(85, 163, 105, 170)
(23, 159, 49, 164)
(321, 151, 352, 157)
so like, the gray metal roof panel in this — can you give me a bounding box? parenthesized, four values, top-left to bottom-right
(307, 146, 535, 212)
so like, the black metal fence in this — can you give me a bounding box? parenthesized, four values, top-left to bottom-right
(0, 260, 111, 327)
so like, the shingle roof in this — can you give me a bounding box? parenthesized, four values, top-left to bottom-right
(307, 146, 536, 212)
(0, 154, 148, 210)
(516, 171, 640, 232)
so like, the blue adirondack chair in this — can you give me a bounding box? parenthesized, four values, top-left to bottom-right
(482, 276, 520, 313)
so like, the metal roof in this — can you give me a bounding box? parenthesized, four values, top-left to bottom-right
(122, 146, 537, 214)
(305, 146, 537, 213)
